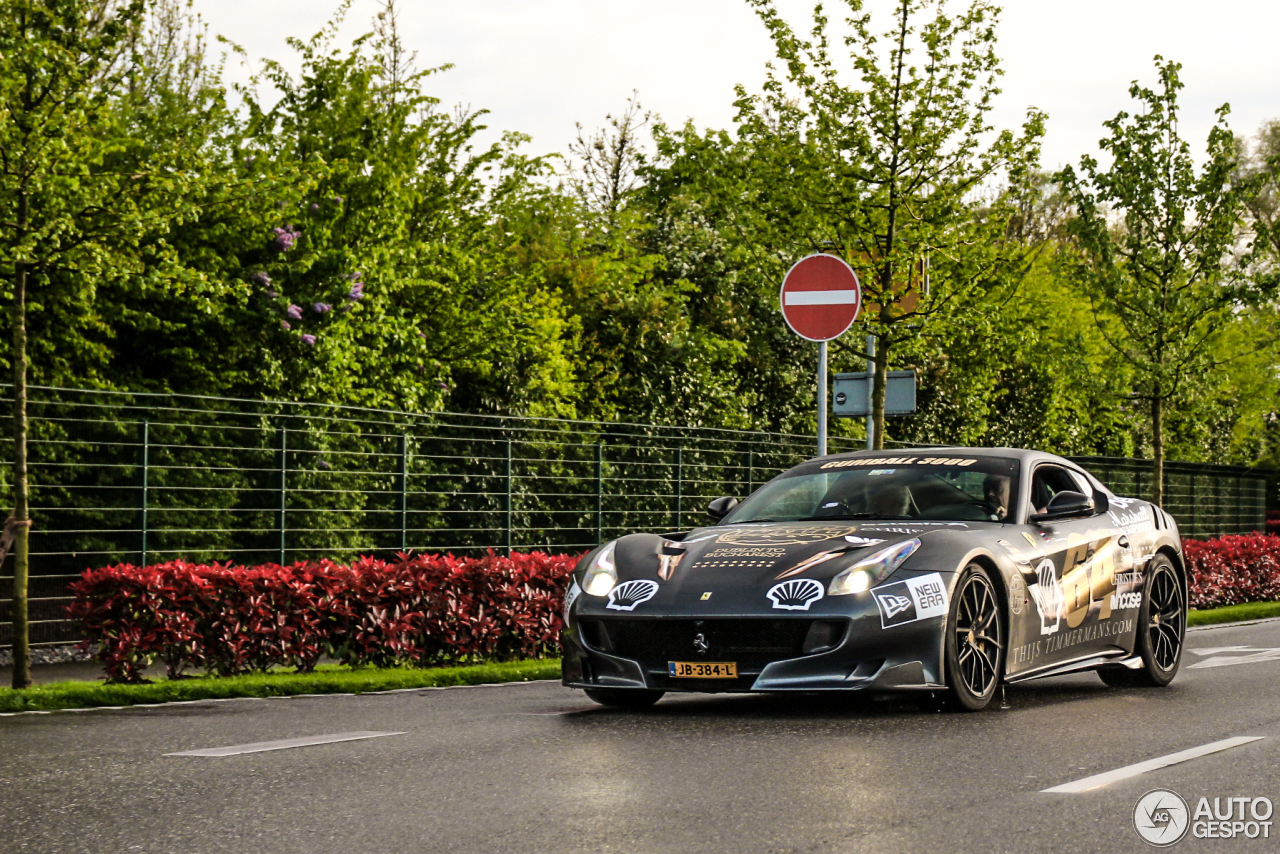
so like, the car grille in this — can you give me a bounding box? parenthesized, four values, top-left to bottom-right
(583, 618, 829, 671)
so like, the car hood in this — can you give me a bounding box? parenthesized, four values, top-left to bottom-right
(607, 520, 965, 590)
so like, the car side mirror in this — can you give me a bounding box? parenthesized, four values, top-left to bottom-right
(707, 496, 739, 521)
(1030, 490, 1093, 524)
(1093, 490, 1109, 514)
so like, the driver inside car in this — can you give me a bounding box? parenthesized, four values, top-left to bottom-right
(983, 474, 1011, 521)
(869, 483, 911, 517)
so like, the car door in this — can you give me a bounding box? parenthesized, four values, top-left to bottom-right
(1018, 463, 1129, 671)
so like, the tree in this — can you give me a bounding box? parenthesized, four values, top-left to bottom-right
(1056, 58, 1271, 504)
(713, 0, 1042, 447)
(0, 0, 220, 687)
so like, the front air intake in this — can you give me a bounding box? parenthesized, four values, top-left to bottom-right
(801, 620, 847, 654)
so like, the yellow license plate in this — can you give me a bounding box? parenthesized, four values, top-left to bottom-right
(668, 661, 738, 679)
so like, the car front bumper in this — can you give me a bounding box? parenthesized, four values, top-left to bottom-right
(560, 612, 947, 693)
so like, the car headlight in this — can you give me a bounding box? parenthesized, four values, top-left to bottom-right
(582, 541, 618, 596)
(828, 538, 921, 596)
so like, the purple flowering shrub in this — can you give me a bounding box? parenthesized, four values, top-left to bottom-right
(271, 226, 302, 252)
(252, 203, 373, 348)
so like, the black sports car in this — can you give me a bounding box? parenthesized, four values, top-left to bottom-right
(560, 448, 1186, 711)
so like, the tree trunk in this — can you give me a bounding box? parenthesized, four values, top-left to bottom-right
(1151, 392, 1164, 508)
(10, 254, 31, 690)
(872, 332, 889, 450)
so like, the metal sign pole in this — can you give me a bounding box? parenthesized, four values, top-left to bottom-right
(778, 254, 861, 459)
(817, 341, 828, 456)
(865, 334, 875, 449)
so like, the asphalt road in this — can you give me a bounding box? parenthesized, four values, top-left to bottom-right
(4, 620, 1280, 854)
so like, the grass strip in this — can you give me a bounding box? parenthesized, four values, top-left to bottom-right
(1188, 600, 1280, 627)
(0, 659, 561, 714)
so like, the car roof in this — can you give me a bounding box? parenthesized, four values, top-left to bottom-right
(813, 446, 1075, 468)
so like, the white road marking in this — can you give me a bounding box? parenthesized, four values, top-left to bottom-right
(1188, 646, 1280, 669)
(165, 731, 404, 757)
(1041, 737, 1264, 793)
(1190, 646, 1255, 655)
(783, 289, 859, 306)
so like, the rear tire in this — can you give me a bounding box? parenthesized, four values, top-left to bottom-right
(1098, 554, 1184, 688)
(583, 687, 665, 708)
(943, 563, 1006, 711)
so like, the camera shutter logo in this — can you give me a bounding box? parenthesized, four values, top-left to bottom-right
(1133, 789, 1190, 847)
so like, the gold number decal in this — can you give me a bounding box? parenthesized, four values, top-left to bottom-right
(1063, 534, 1091, 628)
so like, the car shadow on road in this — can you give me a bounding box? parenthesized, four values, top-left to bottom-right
(556, 673, 1123, 724)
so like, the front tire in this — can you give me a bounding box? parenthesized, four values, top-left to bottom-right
(943, 563, 1006, 711)
(583, 687, 665, 708)
(1098, 554, 1184, 688)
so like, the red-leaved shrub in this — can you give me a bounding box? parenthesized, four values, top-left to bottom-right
(67, 535, 1280, 682)
(66, 551, 578, 683)
(1184, 534, 1280, 609)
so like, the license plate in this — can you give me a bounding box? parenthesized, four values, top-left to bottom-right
(668, 661, 738, 679)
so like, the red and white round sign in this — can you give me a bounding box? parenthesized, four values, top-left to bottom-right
(779, 254, 861, 342)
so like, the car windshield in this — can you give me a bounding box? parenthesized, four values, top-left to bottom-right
(723, 454, 1021, 524)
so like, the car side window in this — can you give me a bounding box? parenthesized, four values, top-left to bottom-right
(1029, 465, 1082, 515)
(1066, 469, 1096, 500)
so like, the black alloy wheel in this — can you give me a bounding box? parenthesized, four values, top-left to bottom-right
(583, 687, 665, 708)
(1099, 554, 1185, 688)
(943, 564, 1005, 711)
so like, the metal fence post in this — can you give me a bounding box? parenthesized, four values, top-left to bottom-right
(596, 442, 604, 546)
(1236, 474, 1243, 534)
(278, 427, 287, 565)
(399, 433, 409, 552)
(139, 421, 149, 567)
(675, 446, 683, 530)
(505, 439, 513, 557)
(1189, 472, 1197, 539)
(747, 448, 754, 496)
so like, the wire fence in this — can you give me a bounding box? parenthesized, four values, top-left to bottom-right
(0, 387, 1270, 646)
(1071, 456, 1269, 541)
(0, 387, 866, 646)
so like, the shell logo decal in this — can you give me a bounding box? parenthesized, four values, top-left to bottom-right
(766, 578, 825, 611)
(606, 579, 660, 611)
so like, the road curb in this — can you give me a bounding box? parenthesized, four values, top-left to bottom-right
(1188, 615, 1280, 632)
(0, 678, 561, 718)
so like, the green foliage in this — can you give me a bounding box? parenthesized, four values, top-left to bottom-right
(1057, 58, 1278, 498)
(648, 0, 1044, 442)
(98, 1, 580, 417)
(5, 0, 1280, 487)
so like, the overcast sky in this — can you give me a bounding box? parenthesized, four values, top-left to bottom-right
(196, 0, 1278, 171)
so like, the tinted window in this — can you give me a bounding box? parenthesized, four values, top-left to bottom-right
(1030, 464, 1085, 514)
(724, 454, 1021, 523)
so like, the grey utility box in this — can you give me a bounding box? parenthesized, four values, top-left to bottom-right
(832, 370, 917, 417)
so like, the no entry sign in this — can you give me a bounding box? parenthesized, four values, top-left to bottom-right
(779, 254, 861, 342)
